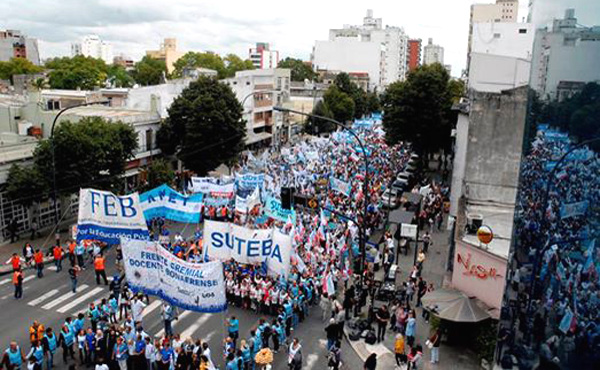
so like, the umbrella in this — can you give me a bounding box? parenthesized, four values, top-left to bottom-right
(421, 288, 491, 323)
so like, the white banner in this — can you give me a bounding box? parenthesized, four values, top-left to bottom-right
(191, 177, 215, 193)
(76, 188, 149, 244)
(235, 187, 261, 214)
(209, 183, 235, 197)
(203, 220, 291, 278)
(121, 239, 226, 312)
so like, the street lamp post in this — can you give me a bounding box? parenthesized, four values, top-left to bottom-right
(50, 101, 110, 221)
(273, 106, 371, 294)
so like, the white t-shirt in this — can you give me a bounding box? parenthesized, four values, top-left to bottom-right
(95, 364, 109, 370)
(131, 299, 147, 322)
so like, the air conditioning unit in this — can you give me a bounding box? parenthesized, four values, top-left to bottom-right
(466, 213, 483, 234)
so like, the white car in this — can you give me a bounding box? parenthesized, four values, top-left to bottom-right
(381, 189, 401, 208)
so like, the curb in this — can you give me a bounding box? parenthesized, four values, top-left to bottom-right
(343, 325, 397, 368)
(0, 256, 55, 276)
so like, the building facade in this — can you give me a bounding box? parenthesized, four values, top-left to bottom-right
(311, 9, 408, 91)
(71, 34, 113, 64)
(223, 69, 291, 148)
(146, 38, 185, 74)
(530, 9, 600, 100)
(423, 38, 444, 65)
(0, 30, 40, 65)
(249, 43, 279, 69)
(406, 39, 421, 72)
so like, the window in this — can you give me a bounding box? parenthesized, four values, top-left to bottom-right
(519, 29, 527, 34)
(46, 100, 60, 111)
(145, 129, 153, 152)
(494, 33, 501, 39)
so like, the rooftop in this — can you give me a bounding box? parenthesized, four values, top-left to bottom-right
(461, 201, 514, 259)
(62, 106, 160, 125)
(0, 94, 27, 108)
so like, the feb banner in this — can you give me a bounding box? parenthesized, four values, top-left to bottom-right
(203, 220, 291, 278)
(330, 177, 352, 197)
(264, 197, 296, 223)
(140, 184, 203, 223)
(121, 239, 226, 312)
(76, 188, 149, 244)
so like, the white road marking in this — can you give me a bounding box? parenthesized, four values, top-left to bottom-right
(0, 278, 12, 286)
(305, 354, 319, 369)
(48, 266, 57, 271)
(57, 287, 104, 313)
(180, 314, 211, 339)
(155, 310, 192, 337)
(42, 284, 89, 310)
(142, 300, 162, 318)
(28, 289, 59, 306)
(23, 275, 35, 283)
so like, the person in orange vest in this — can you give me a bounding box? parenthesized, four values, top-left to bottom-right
(28, 321, 44, 346)
(67, 241, 76, 267)
(33, 249, 44, 278)
(52, 245, 64, 272)
(13, 268, 23, 299)
(94, 253, 108, 285)
(5, 253, 22, 272)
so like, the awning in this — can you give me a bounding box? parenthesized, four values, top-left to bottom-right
(245, 132, 272, 145)
(389, 209, 415, 225)
(421, 288, 493, 323)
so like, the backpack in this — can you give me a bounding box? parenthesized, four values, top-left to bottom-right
(348, 329, 362, 341)
(365, 330, 377, 345)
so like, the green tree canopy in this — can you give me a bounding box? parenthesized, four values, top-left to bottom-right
(334, 72, 370, 119)
(278, 57, 317, 82)
(45, 55, 108, 90)
(382, 63, 454, 155)
(306, 100, 335, 135)
(157, 76, 245, 175)
(142, 159, 174, 191)
(131, 56, 167, 86)
(107, 64, 134, 88)
(0, 58, 43, 82)
(5, 164, 49, 206)
(323, 85, 355, 124)
(223, 54, 255, 78)
(172, 52, 224, 79)
(33, 117, 138, 195)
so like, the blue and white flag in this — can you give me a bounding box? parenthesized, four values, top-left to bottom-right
(140, 184, 203, 223)
(76, 188, 149, 244)
(121, 239, 226, 313)
(330, 177, 352, 197)
(560, 201, 589, 219)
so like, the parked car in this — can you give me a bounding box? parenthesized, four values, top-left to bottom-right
(397, 171, 412, 182)
(391, 178, 408, 192)
(381, 189, 401, 209)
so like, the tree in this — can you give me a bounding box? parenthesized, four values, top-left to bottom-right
(448, 79, 466, 103)
(31, 77, 48, 91)
(143, 159, 174, 191)
(382, 63, 454, 156)
(0, 58, 43, 82)
(46, 55, 108, 90)
(33, 117, 138, 195)
(306, 100, 335, 135)
(131, 56, 166, 86)
(107, 64, 134, 88)
(323, 85, 355, 124)
(334, 72, 368, 119)
(5, 164, 49, 206)
(278, 57, 317, 82)
(157, 76, 245, 175)
(366, 92, 381, 113)
(172, 52, 226, 79)
(223, 54, 255, 78)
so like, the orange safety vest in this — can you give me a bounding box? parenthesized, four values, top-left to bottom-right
(53, 247, 63, 260)
(11, 256, 20, 270)
(221, 207, 227, 217)
(68, 242, 76, 254)
(34, 251, 43, 264)
(94, 257, 105, 271)
(29, 324, 44, 343)
(12, 271, 22, 285)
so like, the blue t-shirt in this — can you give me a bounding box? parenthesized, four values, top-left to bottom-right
(160, 347, 174, 363)
(229, 319, 239, 333)
(135, 340, 146, 354)
(85, 333, 95, 351)
(226, 359, 239, 370)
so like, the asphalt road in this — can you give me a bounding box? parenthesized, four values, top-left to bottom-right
(0, 246, 362, 369)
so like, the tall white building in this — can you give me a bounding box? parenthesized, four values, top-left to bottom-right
(423, 38, 444, 65)
(311, 10, 408, 91)
(71, 35, 113, 64)
(530, 9, 600, 100)
(249, 43, 279, 69)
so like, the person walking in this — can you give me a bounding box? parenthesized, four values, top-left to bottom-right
(161, 303, 174, 338)
(13, 268, 23, 299)
(6, 253, 23, 272)
(364, 353, 377, 370)
(324, 319, 339, 351)
(428, 329, 441, 364)
(33, 250, 44, 278)
(375, 305, 390, 343)
(2, 341, 25, 370)
(42, 328, 58, 369)
(394, 334, 406, 367)
(57, 325, 75, 364)
(227, 316, 240, 349)
(405, 311, 417, 349)
(93, 254, 108, 285)
(112, 337, 128, 370)
(74, 243, 85, 269)
(52, 245, 63, 273)
(68, 265, 81, 293)
(287, 339, 301, 370)
(23, 244, 34, 267)
(8, 218, 18, 243)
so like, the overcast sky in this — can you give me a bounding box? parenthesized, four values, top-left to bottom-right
(1, 0, 598, 77)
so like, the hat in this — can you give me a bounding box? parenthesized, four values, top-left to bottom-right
(329, 318, 335, 324)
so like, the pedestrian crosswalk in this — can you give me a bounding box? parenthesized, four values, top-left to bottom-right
(56, 287, 104, 313)
(41, 284, 90, 310)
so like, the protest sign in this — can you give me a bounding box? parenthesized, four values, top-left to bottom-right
(140, 184, 203, 223)
(235, 173, 265, 191)
(121, 239, 226, 312)
(209, 183, 235, 197)
(264, 197, 297, 223)
(191, 177, 215, 193)
(203, 220, 291, 278)
(330, 177, 352, 197)
(76, 188, 149, 244)
(560, 201, 589, 219)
